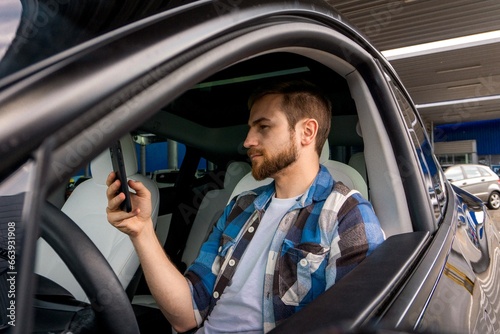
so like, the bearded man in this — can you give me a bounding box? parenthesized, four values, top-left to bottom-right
(106, 80, 384, 333)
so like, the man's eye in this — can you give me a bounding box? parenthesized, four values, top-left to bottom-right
(260, 125, 269, 130)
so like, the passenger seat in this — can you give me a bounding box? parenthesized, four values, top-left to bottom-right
(348, 152, 367, 183)
(181, 161, 251, 268)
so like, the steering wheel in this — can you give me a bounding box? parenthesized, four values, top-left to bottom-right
(41, 202, 140, 334)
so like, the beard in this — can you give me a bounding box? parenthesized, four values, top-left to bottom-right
(248, 137, 298, 181)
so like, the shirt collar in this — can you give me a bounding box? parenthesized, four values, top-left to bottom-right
(253, 165, 334, 211)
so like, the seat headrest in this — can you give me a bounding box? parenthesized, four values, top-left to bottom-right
(224, 162, 252, 189)
(90, 135, 138, 185)
(356, 121, 363, 138)
(320, 140, 330, 163)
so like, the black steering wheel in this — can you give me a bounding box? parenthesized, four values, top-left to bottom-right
(41, 202, 140, 334)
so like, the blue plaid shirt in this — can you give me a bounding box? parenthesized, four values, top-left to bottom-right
(185, 165, 384, 332)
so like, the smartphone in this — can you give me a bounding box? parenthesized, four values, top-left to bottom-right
(109, 140, 132, 212)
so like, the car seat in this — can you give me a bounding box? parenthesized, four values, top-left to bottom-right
(35, 134, 160, 302)
(180, 161, 251, 268)
(348, 152, 367, 184)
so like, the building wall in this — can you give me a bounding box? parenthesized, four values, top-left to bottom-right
(434, 119, 500, 165)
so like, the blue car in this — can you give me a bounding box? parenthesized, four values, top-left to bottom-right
(0, 1, 498, 333)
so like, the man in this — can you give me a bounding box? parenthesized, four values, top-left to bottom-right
(106, 80, 385, 333)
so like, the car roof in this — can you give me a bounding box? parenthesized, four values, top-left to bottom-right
(446, 164, 493, 169)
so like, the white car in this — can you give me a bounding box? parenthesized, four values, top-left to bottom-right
(445, 164, 500, 210)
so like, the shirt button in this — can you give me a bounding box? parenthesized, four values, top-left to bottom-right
(300, 259, 308, 267)
(248, 226, 255, 233)
(218, 246, 222, 253)
(213, 291, 219, 299)
(229, 259, 236, 266)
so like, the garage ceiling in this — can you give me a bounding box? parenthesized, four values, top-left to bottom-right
(328, 0, 500, 125)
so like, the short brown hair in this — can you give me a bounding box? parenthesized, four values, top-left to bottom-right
(248, 79, 332, 155)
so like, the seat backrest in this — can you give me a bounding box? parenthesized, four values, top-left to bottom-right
(36, 135, 160, 302)
(322, 160, 368, 199)
(346, 122, 367, 184)
(181, 161, 251, 268)
(348, 152, 367, 183)
(321, 139, 368, 199)
(229, 172, 273, 201)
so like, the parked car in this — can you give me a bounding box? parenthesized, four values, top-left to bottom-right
(445, 164, 500, 210)
(0, 1, 499, 333)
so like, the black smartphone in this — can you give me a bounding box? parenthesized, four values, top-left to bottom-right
(109, 140, 132, 212)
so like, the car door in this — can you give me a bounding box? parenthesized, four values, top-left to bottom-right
(478, 166, 498, 200)
(380, 74, 498, 333)
(445, 165, 466, 185)
(0, 8, 428, 332)
(462, 165, 488, 201)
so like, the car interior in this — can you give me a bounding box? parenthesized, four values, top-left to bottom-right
(37, 50, 429, 332)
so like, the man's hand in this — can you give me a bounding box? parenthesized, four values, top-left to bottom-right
(106, 171, 153, 238)
(105, 173, 197, 332)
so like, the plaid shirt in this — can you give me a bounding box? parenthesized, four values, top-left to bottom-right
(185, 165, 384, 332)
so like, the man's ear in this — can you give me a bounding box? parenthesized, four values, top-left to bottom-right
(299, 118, 318, 147)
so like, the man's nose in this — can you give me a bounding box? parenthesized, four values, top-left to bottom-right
(243, 130, 257, 149)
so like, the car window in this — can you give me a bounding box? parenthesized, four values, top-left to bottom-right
(387, 78, 445, 222)
(478, 166, 493, 177)
(463, 165, 481, 178)
(445, 167, 464, 181)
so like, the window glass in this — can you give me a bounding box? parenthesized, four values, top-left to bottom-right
(462, 166, 481, 179)
(437, 153, 472, 165)
(386, 75, 446, 222)
(445, 167, 464, 181)
(478, 167, 492, 177)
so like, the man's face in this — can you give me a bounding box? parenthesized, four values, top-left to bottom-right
(244, 94, 298, 180)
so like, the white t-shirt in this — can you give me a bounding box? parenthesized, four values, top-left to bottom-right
(197, 195, 299, 333)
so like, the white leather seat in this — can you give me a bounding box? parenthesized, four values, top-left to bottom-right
(229, 172, 273, 200)
(322, 160, 368, 199)
(348, 152, 367, 183)
(36, 134, 160, 302)
(321, 140, 368, 199)
(181, 161, 251, 268)
(348, 121, 368, 187)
